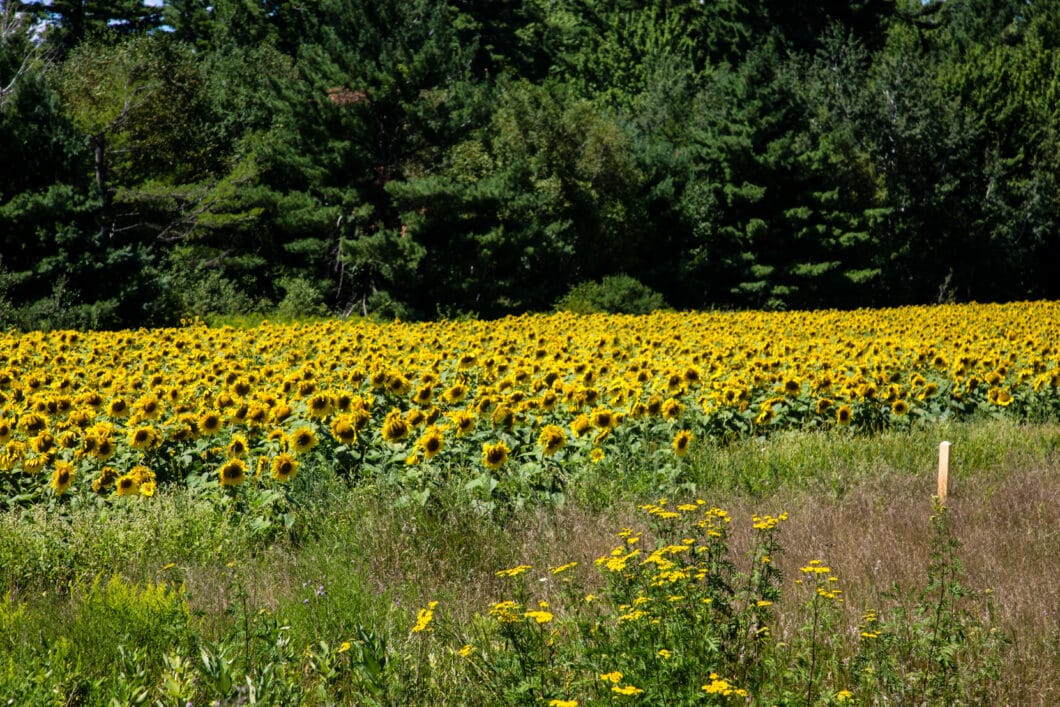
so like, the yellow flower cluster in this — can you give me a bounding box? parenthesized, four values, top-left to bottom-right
(1, 301, 1058, 501)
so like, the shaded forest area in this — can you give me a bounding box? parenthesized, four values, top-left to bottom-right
(2, 0, 1060, 328)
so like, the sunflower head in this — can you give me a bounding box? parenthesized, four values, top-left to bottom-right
(672, 430, 694, 457)
(482, 441, 510, 470)
(51, 461, 75, 495)
(288, 426, 319, 454)
(271, 453, 299, 482)
(218, 458, 247, 487)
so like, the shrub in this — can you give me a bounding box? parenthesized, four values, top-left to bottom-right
(555, 275, 667, 315)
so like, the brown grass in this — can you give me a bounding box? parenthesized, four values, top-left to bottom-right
(349, 452, 1059, 703)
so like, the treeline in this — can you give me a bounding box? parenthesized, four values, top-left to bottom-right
(2, 0, 1060, 328)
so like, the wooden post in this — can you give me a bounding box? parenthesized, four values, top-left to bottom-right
(937, 441, 951, 503)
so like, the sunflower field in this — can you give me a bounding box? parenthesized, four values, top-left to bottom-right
(2, 302, 1059, 704)
(2, 301, 1059, 511)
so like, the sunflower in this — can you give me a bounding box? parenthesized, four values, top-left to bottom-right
(0, 419, 14, 444)
(306, 393, 334, 420)
(661, 398, 684, 420)
(891, 399, 910, 416)
(490, 405, 515, 430)
(413, 386, 434, 405)
(386, 374, 412, 397)
(444, 383, 468, 405)
(271, 453, 299, 482)
(51, 461, 75, 495)
(330, 415, 358, 444)
(590, 407, 615, 430)
(0, 417, 15, 445)
(482, 441, 510, 470)
(538, 425, 566, 456)
(451, 410, 475, 436)
(107, 398, 131, 418)
(93, 466, 119, 494)
(406, 408, 427, 428)
(288, 426, 319, 454)
(31, 432, 56, 454)
(270, 404, 293, 424)
(570, 414, 592, 438)
(136, 395, 162, 420)
(836, 405, 853, 425)
(815, 398, 833, 415)
(381, 410, 410, 443)
(418, 426, 444, 459)
(18, 412, 48, 435)
(116, 474, 140, 497)
(672, 429, 693, 457)
(246, 403, 269, 426)
(198, 410, 223, 436)
(218, 458, 247, 487)
(128, 425, 162, 450)
(127, 466, 152, 485)
(93, 436, 116, 461)
(226, 433, 250, 457)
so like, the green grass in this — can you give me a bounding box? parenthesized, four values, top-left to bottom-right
(0, 418, 1057, 704)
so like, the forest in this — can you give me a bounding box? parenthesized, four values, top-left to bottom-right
(2, 0, 1059, 328)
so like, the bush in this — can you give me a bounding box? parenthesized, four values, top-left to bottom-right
(555, 275, 667, 315)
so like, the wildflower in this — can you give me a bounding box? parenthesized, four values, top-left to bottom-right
(496, 564, 532, 578)
(599, 671, 623, 684)
(590, 447, 605, 464)
(611, 685, 643, 696)
(523, 609, 554, 623)
(549, 700, 578, 707)
(489, 600, 522, 623)
(550, 562, 577, 574)
(411, 601, 437, 633)
(457, 644, 474, 658)
(702, 673, 747, 697)
(657, 649, 672, 659)
(836, 690, 854, 702)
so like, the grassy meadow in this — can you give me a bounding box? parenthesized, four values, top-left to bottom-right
(1, 303, 1058, 704)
